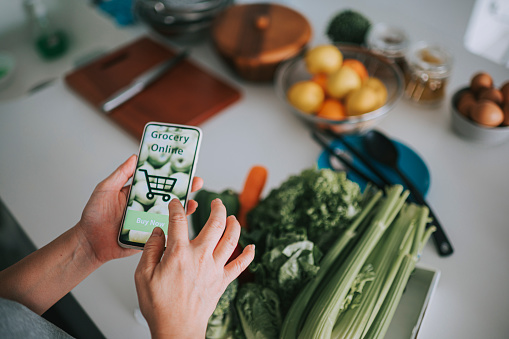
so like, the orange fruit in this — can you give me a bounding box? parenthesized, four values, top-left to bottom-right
(312, 73, 328, 91)
(342, 59, 369, 82)
(317, 99, 347, 120)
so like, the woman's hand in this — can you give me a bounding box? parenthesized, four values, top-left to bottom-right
(75, 155, 204, 265)
(135, 199, 255, 339)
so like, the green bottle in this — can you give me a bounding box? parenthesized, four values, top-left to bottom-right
(23, 0, 68, 60)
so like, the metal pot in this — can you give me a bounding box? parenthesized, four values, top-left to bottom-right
(134, 0, 233, 41)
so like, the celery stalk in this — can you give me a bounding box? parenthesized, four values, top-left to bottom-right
(364, 206, 431, 339)
(331, 203, 422, 339)
(297, 186, 405, 339)
(360, 204, 421, 335)
(279, 190, 383, 339)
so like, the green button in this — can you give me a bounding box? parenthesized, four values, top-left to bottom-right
(124, 210, 169, 233)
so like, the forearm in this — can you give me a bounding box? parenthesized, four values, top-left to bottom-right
(0, 223, 101, 315)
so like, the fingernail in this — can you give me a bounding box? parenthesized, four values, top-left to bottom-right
(247, 244, 255, 252)
(152, 227, 163, 237)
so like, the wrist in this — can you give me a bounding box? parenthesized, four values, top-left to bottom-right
(73, 221, 103, 269)
(148, 317, 207, 339)
(151, 327, 206, 339)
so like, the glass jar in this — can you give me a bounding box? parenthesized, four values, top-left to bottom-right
(404, 41, 453, 106)
(366, 23, 410, 79)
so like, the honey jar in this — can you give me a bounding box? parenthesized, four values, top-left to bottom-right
(404, 41, 453, 106)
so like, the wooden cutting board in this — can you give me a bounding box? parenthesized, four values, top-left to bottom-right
(65, 36, 241, 139)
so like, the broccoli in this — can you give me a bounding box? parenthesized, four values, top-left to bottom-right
(326, 9, 372, 45)
(206, 280, 239, 339)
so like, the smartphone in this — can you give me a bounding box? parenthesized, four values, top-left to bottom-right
(118, 122, 202, 249)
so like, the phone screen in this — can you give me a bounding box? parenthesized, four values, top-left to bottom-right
(118, 122, 202, 249)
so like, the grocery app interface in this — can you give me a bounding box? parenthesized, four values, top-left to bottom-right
(120, 124, 201, 246)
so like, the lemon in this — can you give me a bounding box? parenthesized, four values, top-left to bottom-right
(364, 77, 388, 107)
(287, 81, 325, 114)
(305, 45, 343, 74)
(346, 86, 380, 115)
(326, 66, 362, 99)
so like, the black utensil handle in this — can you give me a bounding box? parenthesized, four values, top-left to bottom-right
(396, 168, 454, 256)
(327, 131, 393, 186)
(428, 208, 454, 256)
(311, 132, 384, 190)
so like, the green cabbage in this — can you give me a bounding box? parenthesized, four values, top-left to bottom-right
(247, 168, 362, 252)
(236, 283, 282, 339)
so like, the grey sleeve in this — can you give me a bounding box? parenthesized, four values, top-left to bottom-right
(0, 298, 74, 339)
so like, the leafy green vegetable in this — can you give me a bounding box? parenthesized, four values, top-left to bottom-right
(248, 168, 362, 252)
(192, 189, 239, 237)
(326, 9, 372, 45)
(206, 280, 238, 339)
(250, 233, 322, 314)
(280, 188, 383, 339)
(236, 283, 282, 339)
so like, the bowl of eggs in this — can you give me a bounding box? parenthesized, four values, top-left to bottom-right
(275, 44, 404, 134)
(451, 72, 509, 144)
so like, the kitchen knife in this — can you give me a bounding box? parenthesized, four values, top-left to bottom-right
(101, 49, 189, 113)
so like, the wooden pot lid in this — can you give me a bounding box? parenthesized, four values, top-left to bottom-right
(212, 3, 312, 64)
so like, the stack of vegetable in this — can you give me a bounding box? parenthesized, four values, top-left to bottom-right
(192, 166, 434, 339)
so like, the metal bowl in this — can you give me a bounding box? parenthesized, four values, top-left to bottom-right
(275, 44, 404, 134)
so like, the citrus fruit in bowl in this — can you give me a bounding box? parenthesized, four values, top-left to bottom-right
(275, 44, 404, 134)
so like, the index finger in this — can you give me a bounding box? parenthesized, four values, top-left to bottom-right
(191, 176, 203, 193)
(193, 199, 227, 248)
(165, 198, 190, 246)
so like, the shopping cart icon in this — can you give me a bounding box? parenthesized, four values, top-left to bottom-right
(139, 169, 177, 201)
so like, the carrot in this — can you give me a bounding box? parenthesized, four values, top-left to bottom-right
(237, 165, 268, 230)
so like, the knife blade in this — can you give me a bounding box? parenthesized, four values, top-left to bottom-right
(101, 49, 189, 113)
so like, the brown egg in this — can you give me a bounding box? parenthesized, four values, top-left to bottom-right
(478, 88, 504, 105)
(500, 82, 509, 103)
(470, 72, 493, 94)
(470, 100, 504, 127)
(457, 90, 476, 117)
(503, 102, 509, 126)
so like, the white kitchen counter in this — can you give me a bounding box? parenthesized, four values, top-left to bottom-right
(1, 0, 508, 338)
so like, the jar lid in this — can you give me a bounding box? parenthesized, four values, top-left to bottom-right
(407, 41, 453, 78)
(366, 23, 409, 58)
(211, 3, 312, 64)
